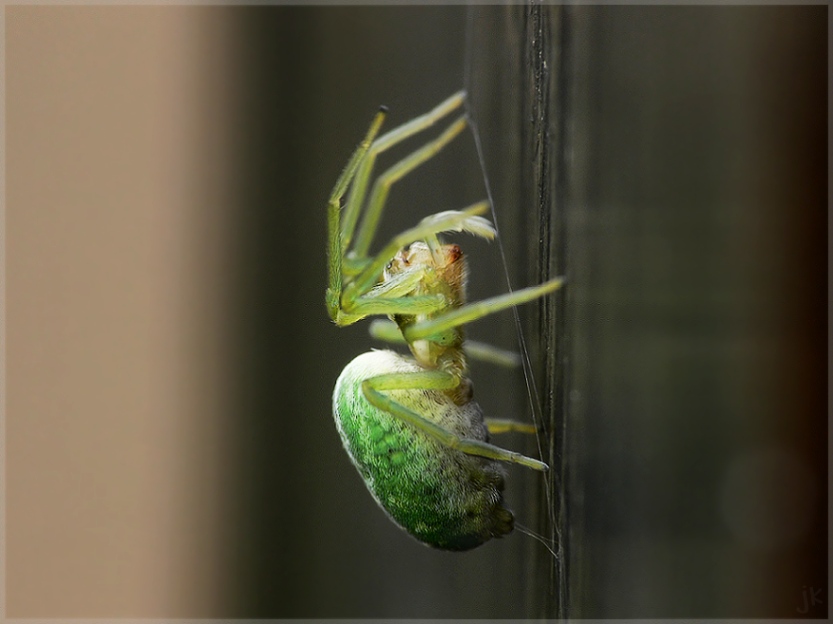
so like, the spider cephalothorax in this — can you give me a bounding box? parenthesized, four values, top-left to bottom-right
(384, 241, 470, 401)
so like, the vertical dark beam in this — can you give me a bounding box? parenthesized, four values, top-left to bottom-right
(525, 6, 570, 620)
(560, 5, 827, 618)
(519, 5, 573, 619)
(465, 4, 568, 618)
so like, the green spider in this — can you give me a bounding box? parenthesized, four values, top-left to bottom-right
(326, 91, 564, 551)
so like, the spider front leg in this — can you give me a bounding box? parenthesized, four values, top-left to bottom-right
(329, 95, 469, 326)
(349, 114, 467, 261)
(340, 91, 466, 255)
(326, 108, 387, 322)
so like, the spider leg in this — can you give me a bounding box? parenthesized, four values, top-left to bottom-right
(463, 343, 522, 367)
(362, 373, 548, 471)
(337, 264, 448, 324)
(341, 91, 466, 252)
(484, 419, 539, 435)
(367, 322, 534, 435)
(403, 276, 566, 342)
(346, 294, 446, 319)
(350, 115, 468, 260)
(367, 319, 409, 344)
(327, 108, 387, 322)
(369, 319, 522, 368)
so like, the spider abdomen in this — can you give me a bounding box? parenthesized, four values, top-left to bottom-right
(333, 350, 514, 551)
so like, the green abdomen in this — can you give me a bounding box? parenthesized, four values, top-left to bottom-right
(332, 350, 513, 551)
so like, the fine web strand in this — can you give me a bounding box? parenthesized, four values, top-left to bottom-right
(463, 107, 555, 531)
(461, 89, 559, 562)
(463, 18, 565, 609)
(516, 522, 559, 560)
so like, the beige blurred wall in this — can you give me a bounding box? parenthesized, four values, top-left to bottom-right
(6, 7, 241, 616)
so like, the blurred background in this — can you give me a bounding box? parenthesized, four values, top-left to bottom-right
(4, 5, 826, 619)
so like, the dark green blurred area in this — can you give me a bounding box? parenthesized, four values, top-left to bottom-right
(557, 6, 826, 618)
(224, 5, 826, 619)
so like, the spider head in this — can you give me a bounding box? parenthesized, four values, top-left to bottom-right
(385, 241, 468, 305)
(386, 240, 459, 270)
